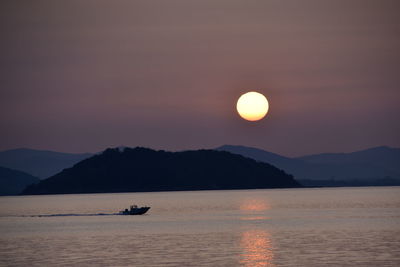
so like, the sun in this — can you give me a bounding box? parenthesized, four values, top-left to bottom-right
(236, 91, 269, 121)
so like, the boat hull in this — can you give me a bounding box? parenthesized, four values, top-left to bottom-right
(120, 207, 150, 215)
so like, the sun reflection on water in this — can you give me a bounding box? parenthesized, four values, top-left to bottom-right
(239, 199, 271, 212)
(239, 198, 271, 221)
(239, 198, 274, 266)
(240, 230, 275, 267)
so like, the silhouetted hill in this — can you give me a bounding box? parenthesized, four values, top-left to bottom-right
(217, 145, 400, 186)
(0, 148, 93, 179)
(22, 147, 300, 195)
(0, 166, 39, 195)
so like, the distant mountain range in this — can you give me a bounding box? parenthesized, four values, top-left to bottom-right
(0, 166, 39, 195)
(0, 148, 92, 179)
(217, 145, 400, 186)
(297, 146, 400, 174)
(22, 147, 300, 195)
(1, 145, 399, 195)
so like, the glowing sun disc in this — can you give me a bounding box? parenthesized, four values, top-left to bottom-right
(236, 91, 269, 121)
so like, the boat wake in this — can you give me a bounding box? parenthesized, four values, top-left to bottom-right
(25, 213, 120, 217)
(3, 205, 150, 217)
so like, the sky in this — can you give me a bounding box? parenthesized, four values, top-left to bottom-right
(0, 0, 399, 157)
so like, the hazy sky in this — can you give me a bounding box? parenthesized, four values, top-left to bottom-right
(1, 0, 399, 156)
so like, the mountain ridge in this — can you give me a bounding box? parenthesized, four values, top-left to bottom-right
(217, 145, 400, 182)
(0, 166, 39, 195)
(0, 148, 93, 179)
(2, 145, 400, 190)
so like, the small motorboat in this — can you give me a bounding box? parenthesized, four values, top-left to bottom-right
(119, 205, 150, 215)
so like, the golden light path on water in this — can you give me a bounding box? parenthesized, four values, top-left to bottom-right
(241, 230, 275, 267)
(239, 198, 275, 267)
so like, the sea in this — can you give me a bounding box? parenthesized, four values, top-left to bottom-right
(0, 187, 399, 266)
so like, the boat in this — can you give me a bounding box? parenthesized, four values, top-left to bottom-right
(119, 205, 150, 215)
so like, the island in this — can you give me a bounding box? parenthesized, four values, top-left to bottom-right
(22, 147, 300, 195)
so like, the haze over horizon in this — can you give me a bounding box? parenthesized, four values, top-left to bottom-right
(1, 144, 399, 160)
(1, 0, 399, 157)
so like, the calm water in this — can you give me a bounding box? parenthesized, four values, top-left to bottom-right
(0, 187, 399, 266)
